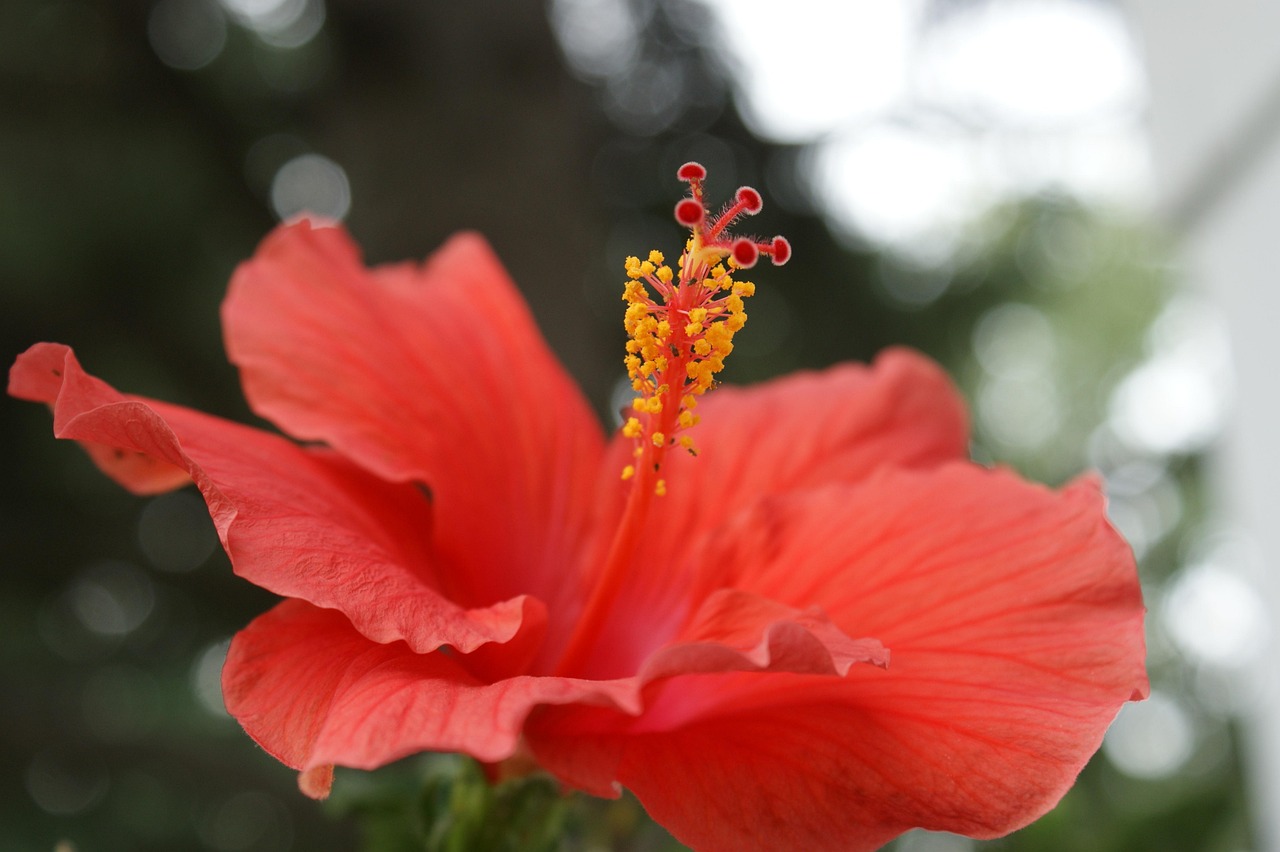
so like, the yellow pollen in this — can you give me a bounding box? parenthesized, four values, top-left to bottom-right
(555, 166, 791, 683)
(613, 170, 785, 495)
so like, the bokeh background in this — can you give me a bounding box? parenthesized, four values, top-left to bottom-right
(2, 0, 1274, 849)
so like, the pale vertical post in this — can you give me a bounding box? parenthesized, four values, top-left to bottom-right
(1123, 0, 1280, 847)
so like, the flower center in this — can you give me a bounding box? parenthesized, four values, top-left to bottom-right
(553, 164, 789, 677)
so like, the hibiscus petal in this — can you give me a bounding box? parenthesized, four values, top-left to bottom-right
(646, 589, 888, 680)
(225, 600, 509, 777)
(570, 349, 970, 672)
(531, 464, 1147, 850)
(704, 465, 1147, 681)
(9, 343, 541, 657)
(10, 341, 191, 493)
(597, 347, 968, 549)
(222, 221, 603, 611)
(681, 347, 969, 492)
(224, 592, 888, 800)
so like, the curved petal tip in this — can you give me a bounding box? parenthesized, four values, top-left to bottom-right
(298, 764, 334, 800)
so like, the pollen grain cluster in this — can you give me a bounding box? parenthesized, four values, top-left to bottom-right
(617, 163, 789, 494)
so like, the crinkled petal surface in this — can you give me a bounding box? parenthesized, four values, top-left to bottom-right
(528, 464, 1147, 852)
(9, 343, 540, 656)
(223, 221, 603, 616)
(223, 592, 888, 797)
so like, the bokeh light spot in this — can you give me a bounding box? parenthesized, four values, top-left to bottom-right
(148, 0, 228, 71)
(973, 303, 1056, 379)
(219, 0, 323, 47)
(548, 0, 637, 80)
(1104, 464, 1183, 560)
(270, 153, 350, 221)
(69, 560, 155, 637)
(191, 637, 233, 717)
(978, 374, 1061, 450)
(917, 0, 1143, 126)
(1109, 295, 1232, 455)
(706, 0, 911, 143)
(138, 490, 218, 573)
(813, 126, 977, 256)
(875, 258, 954, 309)
(1104, 690, 1195, 780)
(26, 748, 110, 816)
(1164, 560, 1269, 671)
(199, 790, 294, 851)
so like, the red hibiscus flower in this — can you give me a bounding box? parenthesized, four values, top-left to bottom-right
(9, 165, 1146, 852)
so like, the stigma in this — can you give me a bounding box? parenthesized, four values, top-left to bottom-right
(619, 162, 790, 493)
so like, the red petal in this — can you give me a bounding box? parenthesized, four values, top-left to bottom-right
(10, 342, 191, 494)
(224, 593, 888, 795)
(10, 343, 541, 659)
(297, 765, 334, 800)
(532, 465, 1147, 849)
(651, 589, 888, 680)
(664, 347, 967, 514)
(573, 349, 969, 672)
(222, 221, 604, 611)
(705, 466, 1147, 672)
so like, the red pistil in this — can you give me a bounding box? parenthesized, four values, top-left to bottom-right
(675, 198, 705, 227)
(674, 164, 789, 269)
(554, 162, 789, 677)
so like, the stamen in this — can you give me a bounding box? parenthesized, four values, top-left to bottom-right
(555, 163, 789, 676)
(617, 163, 790, 489)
